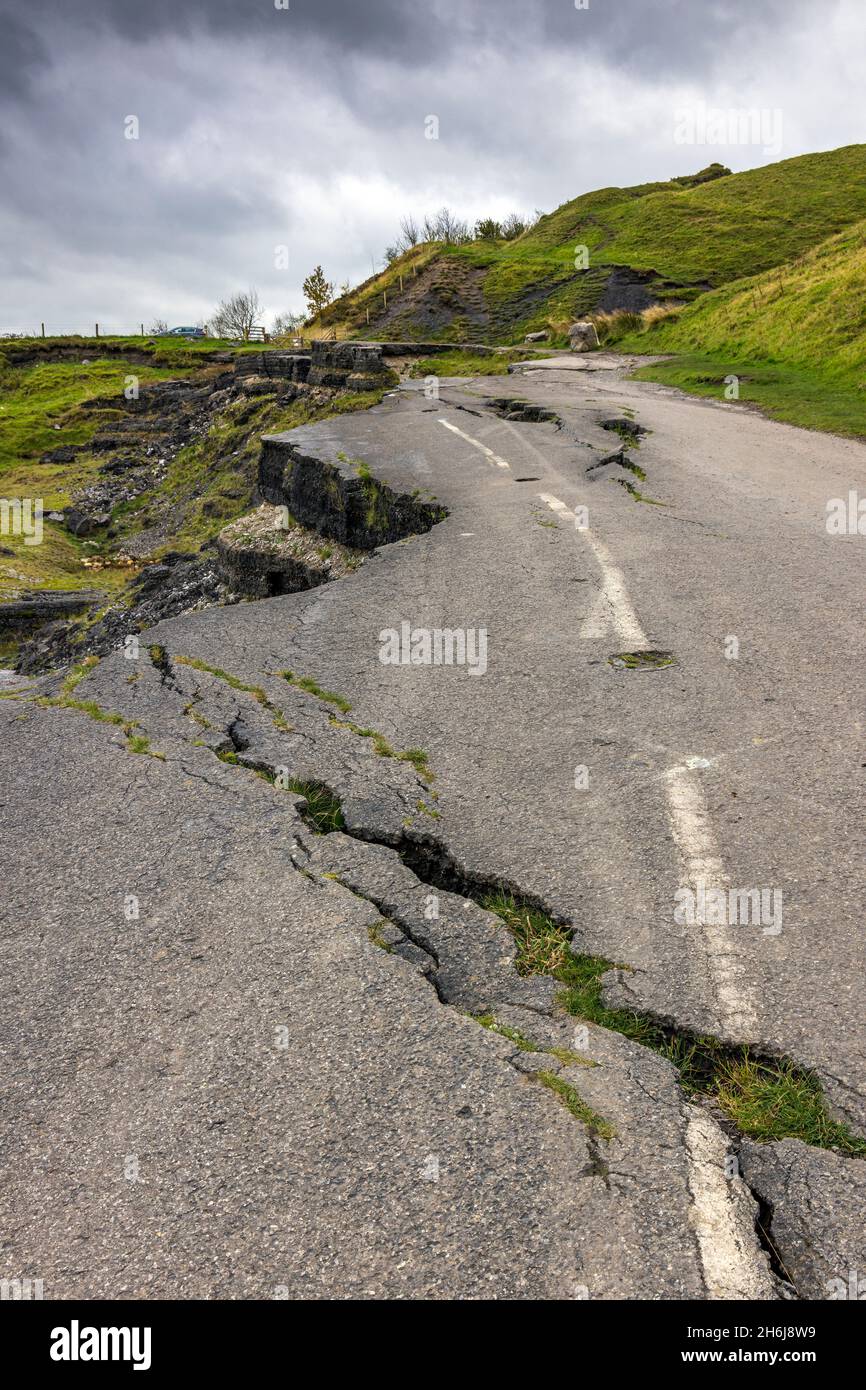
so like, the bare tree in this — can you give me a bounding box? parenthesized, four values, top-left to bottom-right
(210, 288, 263, 340)
(500, 213, 527, 240)
(399, 214, 420, 248)
(147, 318, 168, 335)
(302, 266, 335, 318)
(272, 310, 304, 337)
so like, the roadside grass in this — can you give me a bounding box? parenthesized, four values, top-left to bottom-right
(611, 218, 866, 436)
(628, 354, 866, 437)
(0, 355, 201, 598)
(407, 349, 527, 377)
(131, 386, 389, 557)
(481, 890, 866, 1155)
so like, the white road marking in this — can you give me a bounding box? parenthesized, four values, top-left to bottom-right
(537, 491, 758, 1038)
(537, 492, 646, 645)
(662, 764, 760, 1037)
(438, 417, 511, 469)
(684, 1107, 776, 1299)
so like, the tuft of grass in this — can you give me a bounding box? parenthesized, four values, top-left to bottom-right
(537, 1070, 615, 1141)
(480, 889, 866, 1155)
(286, 779, 346, 834)
(282, 669, 352, 712)
(608, 650, 675, 669)
(480, 889, 573, 978)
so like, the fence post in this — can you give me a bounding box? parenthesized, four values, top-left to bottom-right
(41, 322, 45, 338)
(95, 323, 99, 337)
(140, 323, 144, 336)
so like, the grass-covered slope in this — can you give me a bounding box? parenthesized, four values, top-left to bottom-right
(620, 218, 866, 436)
(311, 145, 866, 345)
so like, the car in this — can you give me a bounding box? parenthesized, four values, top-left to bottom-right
(166, 326, 205, 338)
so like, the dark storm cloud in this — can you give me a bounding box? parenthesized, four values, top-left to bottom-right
(1, 0, 830, 106)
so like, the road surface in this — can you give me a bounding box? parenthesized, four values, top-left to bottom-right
(2, 357, 863, 1299)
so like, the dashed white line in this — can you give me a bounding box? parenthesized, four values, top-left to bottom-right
(438, 417, 511, 469)
(537, 490, 759, 1039)
(537, 492, 646, 645)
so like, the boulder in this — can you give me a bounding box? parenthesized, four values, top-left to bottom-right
(567, 321, 599, 353)
(524, 331, 549, 343)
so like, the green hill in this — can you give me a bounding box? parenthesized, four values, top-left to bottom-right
(312, 145, 866, 345)
(617, 217, 866, 435)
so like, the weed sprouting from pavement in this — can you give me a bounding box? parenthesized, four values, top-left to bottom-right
(287, 779, 346, 834)
(282, 669, 353, 712)
(480, 890, 866, 1155)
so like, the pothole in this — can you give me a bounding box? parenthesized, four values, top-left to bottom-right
(608, 650, 675, 670)
(486, 397, 560, 425)
(514, 476, 541, 482)
(601, 417, 648, 446)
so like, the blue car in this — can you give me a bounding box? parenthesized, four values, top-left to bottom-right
(167, 326, 205, 338)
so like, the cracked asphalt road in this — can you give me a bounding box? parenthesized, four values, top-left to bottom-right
(1, 357, 863, 1299)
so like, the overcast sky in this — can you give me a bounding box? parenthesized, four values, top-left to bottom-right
(1, 0, 864, 333)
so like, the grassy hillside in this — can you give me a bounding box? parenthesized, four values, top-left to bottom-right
(617, 218, 866, 435)
(310, 145, 866, 345)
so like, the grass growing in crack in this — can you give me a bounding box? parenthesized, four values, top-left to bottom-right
(537, 1071, 615, 1141)
(286, 779, 346, 834)
(481, 890, 866, 1155)
(282, 669, 352, 713)
(368, 923, 394, 953)
(480, 890, 573, 977)
(176, 655, 292, 731)
(608, 650, 675, 670)
(281, 669, 435, 786)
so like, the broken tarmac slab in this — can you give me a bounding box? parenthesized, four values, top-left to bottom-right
(739, 1138, 866, 1300)
(258, 424, 446, 549)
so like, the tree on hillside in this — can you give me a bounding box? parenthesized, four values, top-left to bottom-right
(302, 266, 335, 318)
(422, 207, 471, 244)
(500, 212, 527, 240)
(147, 317, 168, 335)
(474, 217, 502, 241)
(272, 309, 304, 337)
(210, 288, 263, 340)
(399, 214, 420, 247)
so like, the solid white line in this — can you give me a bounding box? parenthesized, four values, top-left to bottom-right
(537, 492, 646, 645)
(438, 417, 511, 469)
(662, 765, 759, 1037)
